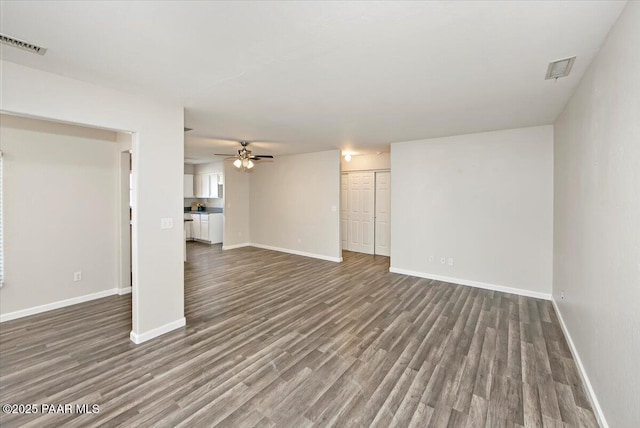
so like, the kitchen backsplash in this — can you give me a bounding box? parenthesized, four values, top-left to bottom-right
(184, 197, 224, 209)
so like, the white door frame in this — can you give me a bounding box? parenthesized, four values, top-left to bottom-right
(118, 150, 132, 295)
(374, 171, 391, 256)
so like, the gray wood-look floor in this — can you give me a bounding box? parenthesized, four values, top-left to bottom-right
(0, 243, 597, 427)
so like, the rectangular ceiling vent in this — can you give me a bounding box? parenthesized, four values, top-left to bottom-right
(0, 33, 47, 55)
(545, 56, 576, 80)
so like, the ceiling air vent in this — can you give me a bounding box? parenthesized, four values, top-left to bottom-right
(0, 33, 47, 55)
(545, 56, 576, 80)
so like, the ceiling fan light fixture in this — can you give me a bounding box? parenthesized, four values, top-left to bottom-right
(344, 153, 352, 162)
(216, 141, 274, 172)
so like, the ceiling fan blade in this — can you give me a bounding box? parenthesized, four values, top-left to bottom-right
(253, 155, 274, 159)
(214, 153, 237, 157)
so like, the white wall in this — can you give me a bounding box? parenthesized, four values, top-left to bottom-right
(184, 163, 196, 174)
(1, 60, 184, 342)
(0, 115, 120, 314)
(553, 2, 640, 427)
(223, 160, 250, 248)
(341, 153, 390, 171)
(390, 126, 553, 297)
(194, 160, 223, 175)
(249, 150, 341, 261)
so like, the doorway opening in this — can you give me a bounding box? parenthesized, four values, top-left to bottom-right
(0, 113, 135, 328)
(118, 148, 133, 294)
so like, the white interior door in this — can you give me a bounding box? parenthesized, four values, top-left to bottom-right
(340, 173, 349, 250)
(348, 172, 375, 254)
(375, 171, 391, 256)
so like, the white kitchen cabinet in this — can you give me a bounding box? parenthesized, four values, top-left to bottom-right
(208, 174, 219, 198)
(191, 213, 201, 239)
(194, 175, 201, 197)
(184, 174, 194, 198)
(195, 174, 210, 198)
(184, 215, 193, 240)
(214, 173, 224, 198)
(194, 173, 221, 198)
(200, 214, 209, 241)
(190, 213, 212, 241)
(208, 213, 223, 244)
(187, 212, 223, 243)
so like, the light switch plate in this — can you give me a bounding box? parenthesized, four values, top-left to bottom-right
(161, 218, 173, 229)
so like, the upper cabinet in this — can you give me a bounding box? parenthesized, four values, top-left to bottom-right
(195, 174, 210, 198)
(192, 173, 223, 198)
(208, 174, 219, 198)
(184, 174, 194, 198)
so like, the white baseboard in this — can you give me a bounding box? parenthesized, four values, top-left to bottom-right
(552, 299, 607, 428)
(0, 288, 119, 323)
(117, 287, 132, 295)
(250, 243, 343, 263)
(388, 267, 552, 300)
(222, 242, 251, 250)
(130, 317, 186, 344)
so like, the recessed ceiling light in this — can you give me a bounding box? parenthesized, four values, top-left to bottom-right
(0, 33, 47, 55)
(545, 56, 576, 80)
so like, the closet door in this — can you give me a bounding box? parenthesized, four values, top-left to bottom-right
(348, 172, 375, 254)
(375, 171, 391, 256)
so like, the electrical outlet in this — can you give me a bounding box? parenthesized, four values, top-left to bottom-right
(440, 257, 446, 264)
(160, 218, 173, 229)
(74, 272, 82, 282)
(448, 258, 454, 266)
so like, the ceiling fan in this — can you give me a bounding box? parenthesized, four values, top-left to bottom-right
(215, 141, 274, 171)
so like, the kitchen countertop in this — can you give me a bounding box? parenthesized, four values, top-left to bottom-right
(184, 208, 223, 214)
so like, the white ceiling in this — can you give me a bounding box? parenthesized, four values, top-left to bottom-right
(1, 1, 626, 159)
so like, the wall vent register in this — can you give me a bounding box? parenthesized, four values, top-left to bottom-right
(545, 56, 576, 80)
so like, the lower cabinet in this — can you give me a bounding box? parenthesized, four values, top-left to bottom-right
(188, 213, 223, 243)
(192, 214, 201, 239)
(208, 213, 223, 244)
(200, 215, 209, 241)
(185, 219, 193, 240)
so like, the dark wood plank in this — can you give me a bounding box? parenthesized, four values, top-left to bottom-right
(0, 244, 598, 427)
